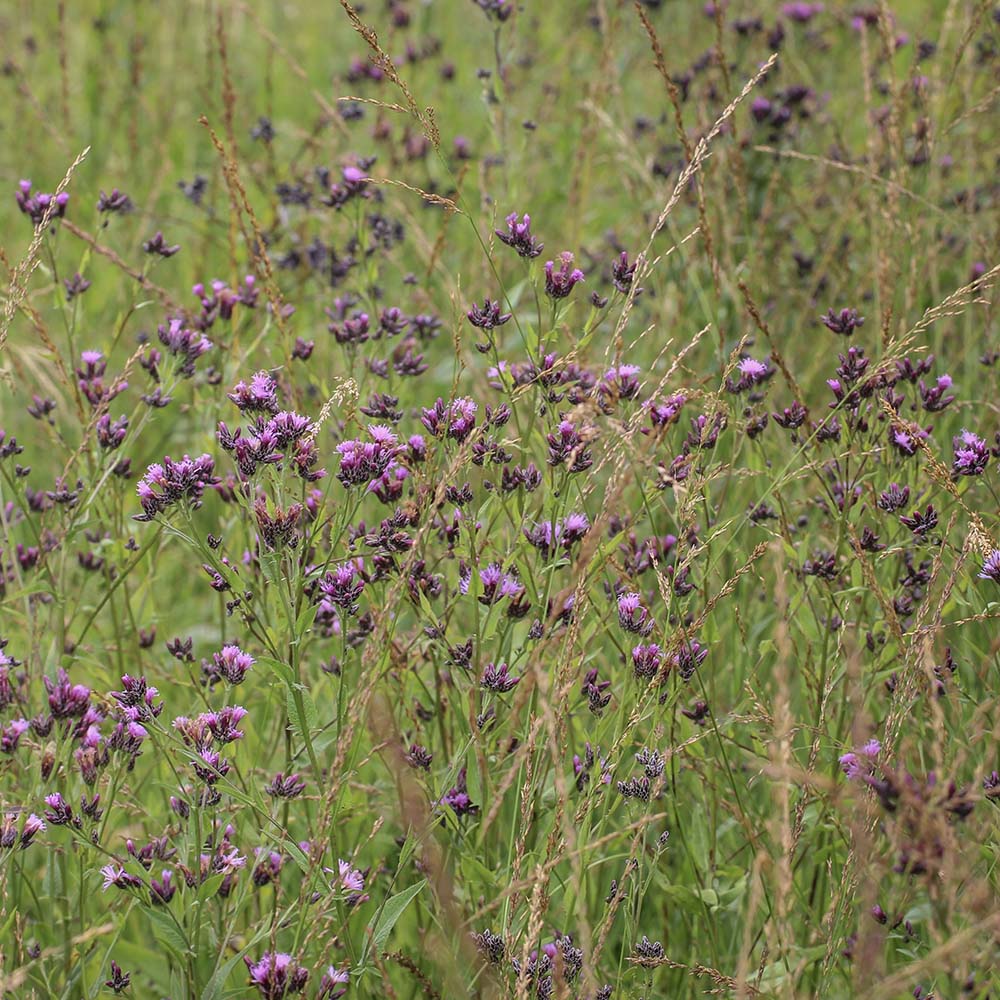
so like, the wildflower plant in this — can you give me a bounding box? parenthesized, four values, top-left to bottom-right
(0, 2, 998, 998)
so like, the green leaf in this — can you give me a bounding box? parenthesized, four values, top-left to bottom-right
(146, 908, 190, 956)
(195, 873, 227, 902)
(257, 656, 294, 687)
(360, 879, 426, 968)
(287, 683, 318, 733)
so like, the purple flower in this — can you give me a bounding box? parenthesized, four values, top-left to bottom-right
(877, 483, 910, 512)
(420, 397, 478, 442)
(134, 454, 219, 521)
(266, 773, 306, 799)
(645, 394, 687, 430)
(495, 212, 544, 258)
(45, 668, 91, 719)
(978, 550, 1000, 584)
(899, 505, 938, 538)
(460, 562, 524, 605)
(467, 298, 512, 330)
(97, 189, 134, 214)
(96, 414, 129, 450)
(318, 967, 350, 1000)
(317, 563, 365, 616)
(481, 661, 520, 693)
(772, 401, 808, 429)
(105, 961, 131, 993)
(0, 719, 29, 753)
(100, 864, 142, 891)
(336, 426, 400, 488)
(617, 593, 654, 636)
(244, 952, 309, 999)
(157, 318, 213, 378)
(213, 644, 254, 685)
(150, 869, 175, 904)
(672, 639, 708, 680)
(44, 793, 74, 826)
(334, 859, 368, 904)
(632, 643, 663, 680)
(18, 814, 45, 849)
(15, 180, 69, 226)
(203, 706, 248, 744)
(611, 251, 637, 293)
(599, 365, 642, 405)
(440, 767, 478, 818)
(546, 419, 593, 472)
(839, 738, 881, 779)
(952, 430, 989, 477)
(143, 231, 181, 257)
(228, 371, 280, 414)
(783, 2, 823, 23)
(544, 252, 586, 300)
(918, 374, 955, 412)
(820, 307, 864, 336)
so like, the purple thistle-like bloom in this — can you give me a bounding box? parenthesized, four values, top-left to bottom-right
(772, 401, 808, 429)
(421, 397, 478, 442)
(45, 668, 91, 719)
(919, 374, 955, 412)
(952, 430, 990, 477)
(877, 483, 910, 512)
(96, 414, 128, 450)
(820, 307, 864, 336)
(899, 504, 938, 538)
(157, 318, 212, 378)
(229, 371, 280, 414)
(17, 814, 45, 849)
(317, 563, 365, 616)
(213, 644, 254, 685)
(134, 454, 219, 521)
(544, 252, 585, 300)
(0, 718, 29, 753)
(839, 738, 881, 779)
(632, 643, 663, 680)
(105, 961, 130, 994)
(44, 793, 74, 826)
(546, 419, 593, 472)
(460, 562, 524, 605)
(266, 772, 306, 799)
(617, 593, 654, 636)
(336, 426, 400, 488)
(101, 864, 142, 891)
(728, 356, 775, 394)
(440, 766, 478, 818)
(783, 2, 823, 22)
(646, 394, 687, 430)
(611, 251, 637, 293)
(244, 952, 310, 999)
(110, 674, 162, 720)
(495, 212, 544, 258)
(467, 298, 512, 330)
(672, 639, 708, 680)
(255, 498, 304, 550)
(889, 424, 930, 457)
(318, 966, 350, 1000)
(150, 869, 175, 905)
(481, 661, 520, 693)
(192, 748, 230, 784)
(203, 706, 248, 744)
(334, 859, 368, 903)
(15, 180, 69, 226)
(599, 365, 642, 405)
(977, 550, 1000, 583)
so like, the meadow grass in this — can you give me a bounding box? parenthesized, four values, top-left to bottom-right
(0, 1, 998, 997)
